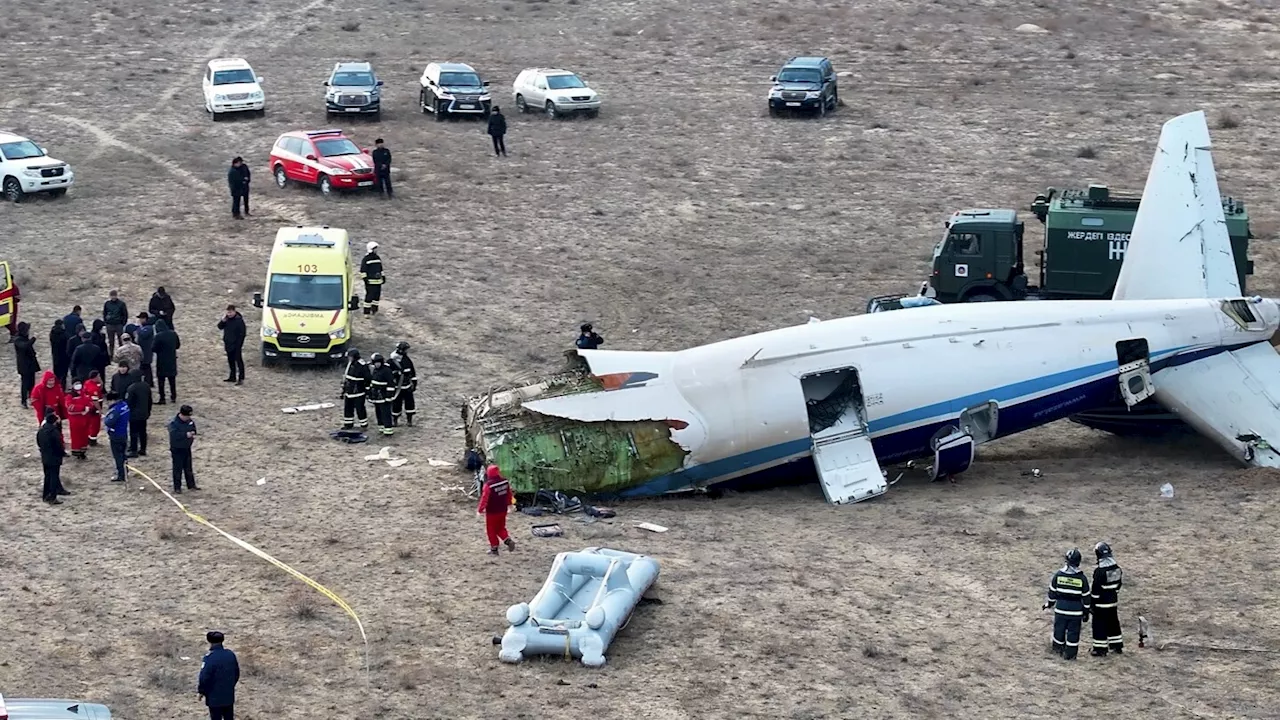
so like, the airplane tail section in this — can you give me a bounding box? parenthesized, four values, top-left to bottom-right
(1112, 110, 1240, 301)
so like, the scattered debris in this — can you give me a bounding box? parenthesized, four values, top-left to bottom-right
(330, 429, 367, 444)
(636, 522, 668, 533)
(1021, 468, 1042, 478)
(1160, 482, 1174, 498)
(365, 447, 395, 461)
(1138, 616, 1149, 647)
(282, 402, 335, 414)
(256, 478, 266, 486)
(427, 458, 454, 468)
(532, 523, 564, 537)
(387, 458, 409, 468)
(1015, 23, 1048, 34)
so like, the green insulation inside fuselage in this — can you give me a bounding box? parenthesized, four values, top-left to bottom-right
(487, 420, 688, 495)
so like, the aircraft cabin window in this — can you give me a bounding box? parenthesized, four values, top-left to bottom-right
(948, 232, 981, 255)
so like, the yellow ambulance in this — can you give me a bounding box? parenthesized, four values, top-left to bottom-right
(252, 226, 360, 365)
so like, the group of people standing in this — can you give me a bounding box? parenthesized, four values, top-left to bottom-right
(339, 342, 417, 435)
(14, 286, 203, 504)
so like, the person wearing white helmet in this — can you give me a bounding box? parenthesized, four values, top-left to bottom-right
(358, 241, 385, 316)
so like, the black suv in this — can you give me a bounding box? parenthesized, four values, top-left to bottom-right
(767, 56, 838, 117)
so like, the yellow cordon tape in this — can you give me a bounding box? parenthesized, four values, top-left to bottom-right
(126, 464, 370, 678)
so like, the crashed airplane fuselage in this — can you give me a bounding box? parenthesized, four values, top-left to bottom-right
(463, 110, 1280, 503)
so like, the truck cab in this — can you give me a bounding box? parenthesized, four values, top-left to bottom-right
(922, 184, 1254, 303)
(251, 226, 361, 366)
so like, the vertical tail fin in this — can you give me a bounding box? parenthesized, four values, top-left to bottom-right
(1112, 110, 1239, 301)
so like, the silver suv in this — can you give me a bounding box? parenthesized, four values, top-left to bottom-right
(324, 61, 383, 117)
(0, 693, 113, 719)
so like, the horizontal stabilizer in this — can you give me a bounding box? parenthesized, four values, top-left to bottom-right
(1113, 110, 1239, 301)
(1152, 342, 1280, 466)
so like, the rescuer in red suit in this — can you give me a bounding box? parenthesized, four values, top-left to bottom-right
(477, 465, 517, 556)
(30, 370, 66, 426)
(65, 382, 94, 459)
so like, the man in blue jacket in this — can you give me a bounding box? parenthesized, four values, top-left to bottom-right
(103, 391, 130, 483)
(198, 630, 240, 720)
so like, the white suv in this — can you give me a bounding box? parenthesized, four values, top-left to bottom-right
(203, 57, 265, 120)
(419, 62, 492, 120)
(0, 131, 74, 202)
(512, 68, 601, 119)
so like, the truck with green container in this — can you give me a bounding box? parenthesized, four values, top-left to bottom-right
(868, 184, 1257, 435)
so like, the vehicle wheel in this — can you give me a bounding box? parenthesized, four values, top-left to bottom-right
(211, 110, 221, 123)
(516, 95, 527, 113)
(320, 175, 333, 195)
(435, 100, 446, 121)
(261, 350, 278, 368)
(258, 108, 266, 118)
(545, 101, 558, 119)
(768, 106, 780, 117)
(832, 89, 840, 107)
(49, 188, 67, 198)
(274, 165, 288, 189)
(420, 90, 429, 114)
(586, 109, 599, 119)
(964, 292, 998, 303)
(818, 99, 826, 118)
(3, 177, 24, 203)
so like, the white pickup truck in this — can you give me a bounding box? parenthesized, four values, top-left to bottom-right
(0, 692, 114, 719)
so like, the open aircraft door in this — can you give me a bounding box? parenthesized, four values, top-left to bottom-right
(811, 426, 887, 504)
(0, 261, 15, 334)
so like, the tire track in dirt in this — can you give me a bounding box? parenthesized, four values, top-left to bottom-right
(59, 114, 311, 226)
(116, 0, 336, 135)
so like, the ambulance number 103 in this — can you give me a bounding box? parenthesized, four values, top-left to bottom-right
(298, 264, 318, 273)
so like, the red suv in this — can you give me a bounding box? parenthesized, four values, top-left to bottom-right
(269, 129, 377, 195)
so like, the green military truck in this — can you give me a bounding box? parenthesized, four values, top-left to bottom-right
(920, 184, 1254, 303)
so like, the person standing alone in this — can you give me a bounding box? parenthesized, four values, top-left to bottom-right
(487, 106, 507, 157)
(102, 289, 129, 355)
(168, 404, 199, 493)
(477, 464, 517, 556)
(359, 242, 384, 315)
(103, 391, 130, 483)
(37, 411, 68, 504)
(228, 157, 251, 219)
(14, 321, 39, 408)
(198, 630, 240, 720)
(217, 305, 245, 385)
(372, 138, 393, 198)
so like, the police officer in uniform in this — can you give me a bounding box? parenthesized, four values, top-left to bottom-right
(359, 241, 384, 315)
(389, 341, 417, 427)
(1043, 547, 1091, 660)
(575, 323, 604, 350)
(368, 352, 396, 435)
(341, 348, 370, 430)
(1090, 541, 1124, 656)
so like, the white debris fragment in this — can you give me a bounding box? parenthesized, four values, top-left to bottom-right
(837, 71, 853, 78)
(180, 656, 190, 661)
(1160, 482, 1174, 498)
(364, 447, 394, 461)
(636, 522, 668, 533)
(387, 458, 409, 468)
(808, 316, 821, 324)
(256, 478, 267, 485)
(1015, 23, 1048, 33)
(282, 402, 336, 414)
(427, 458, 454, 468)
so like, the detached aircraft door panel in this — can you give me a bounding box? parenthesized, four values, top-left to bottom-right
(811, 428, 887, 504)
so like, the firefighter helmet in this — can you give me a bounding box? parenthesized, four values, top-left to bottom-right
(1065, 548, 1083, 566)
(1094, 541, 1113, 560)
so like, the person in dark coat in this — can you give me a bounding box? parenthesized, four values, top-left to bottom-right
(126, 373, 152, 458)
(62, 305, 84, 337)
(135, 312, 155, 387)
(228, 156, 251, 219)
(371, 138, 393, 198)
(37, 411, 69, 504)
(152, 319, 180, 404)
(69, 327, 100, 383)
(102, 289, 129, 355)
(198, 630, 239, 720)
(49, 319, 70, 388)
(217, 305, 246, 385)
(109, 360, 139, 398)
(575, 322, 604, 350)
(89, 319, 110, 379)
(486, 106, 508, 157)
(168, 404, 198, 492)
(14, 321, 39, 408)
(149, 287, 176, 329)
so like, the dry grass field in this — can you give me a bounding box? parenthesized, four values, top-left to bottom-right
(3, 0, 1280, 718)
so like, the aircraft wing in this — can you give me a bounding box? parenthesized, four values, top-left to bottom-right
(1112, 110, 1240, 301)
(1153, 342, 1280, 466)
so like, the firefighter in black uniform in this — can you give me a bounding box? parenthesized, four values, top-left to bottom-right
(340, 348, 370, 429)
(359, 242, 384, 315)
(1089, 541, 1124, 656)
(1043, 547, 1091, 660)
(389, 340, 417, 427)
(368, 353, 396, 435)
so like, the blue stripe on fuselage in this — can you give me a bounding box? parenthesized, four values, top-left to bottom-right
(607, 341, 1261, 499)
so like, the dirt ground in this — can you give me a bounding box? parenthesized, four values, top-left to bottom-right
(3, 0, 1280, 718)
